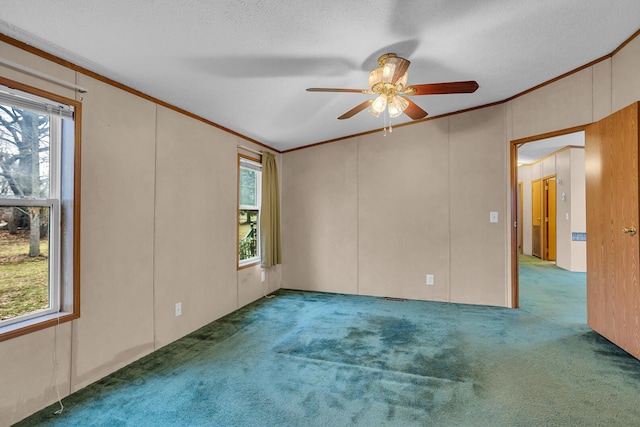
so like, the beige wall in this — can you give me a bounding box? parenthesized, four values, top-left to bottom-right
(0, 41, 281, 425)
(282, 35, 640, 309)
(283, 106, 508, 306)
(72, 73, 157, 390)
(282, 139, 358, 294)
(154, 106, 238, 348)
(449, 105, 508, 305)
(358, 121, 451, 301)
(510, 67, 594, 140)
(612, 36, 640, 113)
(3, 29, 640, 427)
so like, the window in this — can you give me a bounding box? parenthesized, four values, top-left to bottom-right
(0, 80, 80, 340)
(238, 155, 261, 267)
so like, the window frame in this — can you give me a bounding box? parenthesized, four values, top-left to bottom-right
(237, 154, 261, 269)
(0, 77, 81, 342)
(0, 202, 60, 326)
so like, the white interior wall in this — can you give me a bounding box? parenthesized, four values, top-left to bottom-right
(570, 149, 587, 271)
(518, 146, 585, 272)
(519, 164, 535, 255)
(555, 149, 573, 269)
(542, 156, 556, 178)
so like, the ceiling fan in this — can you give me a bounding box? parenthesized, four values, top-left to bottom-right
(306, 53, 479, 120)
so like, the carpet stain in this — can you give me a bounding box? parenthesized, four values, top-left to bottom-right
(14, 262, 640, 427)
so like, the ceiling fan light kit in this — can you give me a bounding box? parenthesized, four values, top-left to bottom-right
(367, 54, 410, 118)
(307, 53, 479, 122)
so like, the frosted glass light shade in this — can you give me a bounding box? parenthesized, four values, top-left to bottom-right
(368, 67, 384, 88)
(382, 62, 395, 83)
(371, 94, 387, 113)
(387, 96, 409, 118)
(368, 107, 381, 118)
(368, 94, 387, 117)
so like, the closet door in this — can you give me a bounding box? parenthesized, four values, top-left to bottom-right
(585, 101, 640, 360)
(531, 179, 542, 258)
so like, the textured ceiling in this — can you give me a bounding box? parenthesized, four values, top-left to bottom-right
(1, 1, 639, 152)
(517, 131, 584, 165)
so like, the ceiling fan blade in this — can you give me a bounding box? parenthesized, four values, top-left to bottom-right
(338, 99, 373, 120)
(307, 88, 369, 93)
(403, 98, 429, 120)
(386, 56, 411, 85)
(405, 81, 479, 96)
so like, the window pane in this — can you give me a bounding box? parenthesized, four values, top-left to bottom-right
(0, 105, 51, 199)
(239, 209, 258, 261)
(0, 206, 51, 323)
(239, 168, 257, 207)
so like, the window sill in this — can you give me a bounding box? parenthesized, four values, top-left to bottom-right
(238, 260, 260, 270)
(0, 311, 79, 342)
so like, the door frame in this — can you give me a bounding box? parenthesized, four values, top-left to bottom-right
(509, 125, 586, 308)
(531, 178, 543, 258)
(542, 175, 557, 261)
(518, 181, 523, 254)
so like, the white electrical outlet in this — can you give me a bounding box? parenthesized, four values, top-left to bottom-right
(175, 302, 182, 317)
(261, 271, 266, 282)
(426, 274, 435, 286)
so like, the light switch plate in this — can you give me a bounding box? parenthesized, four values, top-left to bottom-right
(490, 211, 499, 223)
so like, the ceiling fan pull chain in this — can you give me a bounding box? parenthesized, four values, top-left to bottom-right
(383, 113, 388, 136)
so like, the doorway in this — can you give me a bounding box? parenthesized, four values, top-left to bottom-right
(542, 176, 557, 261)
(530, 176, 557, 260)
(510, 129, 586, 308)
(532, 179, 542, 257)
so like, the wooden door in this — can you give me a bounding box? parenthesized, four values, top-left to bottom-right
(543, 177, 557, 261)
(531, 179, 542, 258)
(518, 182, 523, 254)
(585, 102, 640, 360)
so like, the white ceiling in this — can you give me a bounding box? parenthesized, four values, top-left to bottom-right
(1, 1, 639, 152)
(517, 131, 584, 164)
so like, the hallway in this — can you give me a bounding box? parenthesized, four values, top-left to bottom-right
(518, 254, 586, 327)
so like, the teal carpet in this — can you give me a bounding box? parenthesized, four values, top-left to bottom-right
(15, 257, 640, 426)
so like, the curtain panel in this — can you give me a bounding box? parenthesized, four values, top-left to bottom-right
(260, 151, 282, 268)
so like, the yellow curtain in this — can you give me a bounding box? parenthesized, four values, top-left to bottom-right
(260, 151, 282, 268)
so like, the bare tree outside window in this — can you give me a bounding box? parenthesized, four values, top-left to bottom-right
(0, 103, 51, 322)
(0, 105, 50, 257)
